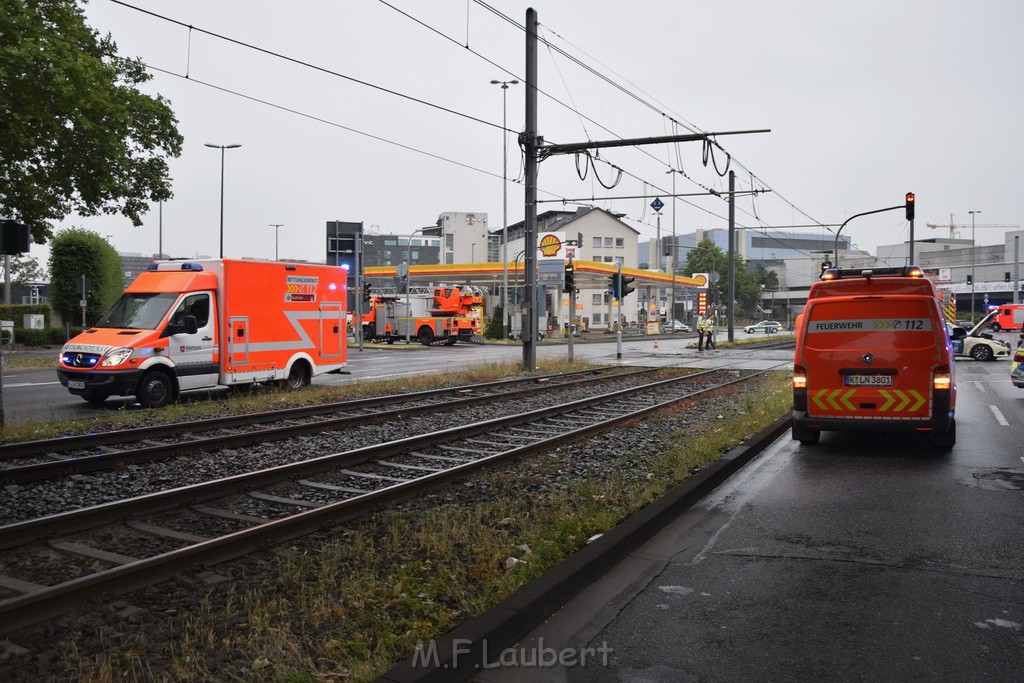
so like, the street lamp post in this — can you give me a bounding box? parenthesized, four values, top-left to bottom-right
(969, 210, 980, 319)
(269, 224, 283, 261)
(491, 78, 519, 340)
(204, 143, 242, 258)
(404, 228, 430, 344)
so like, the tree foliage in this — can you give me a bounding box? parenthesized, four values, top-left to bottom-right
(0, 0, 183, 242)
(681, 238, 766, 317)
(1, 254, 46, 288)
(48, 228, 122, 323)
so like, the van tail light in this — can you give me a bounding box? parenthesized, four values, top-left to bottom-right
(793, 365, 807, 389)
(933, 365, 952, 391)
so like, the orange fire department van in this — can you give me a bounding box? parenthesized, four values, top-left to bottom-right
(792, 266, 956, 449)
(58, 259, 348, 407)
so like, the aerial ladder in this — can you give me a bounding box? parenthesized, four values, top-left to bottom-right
(926, 214, 1019, 239)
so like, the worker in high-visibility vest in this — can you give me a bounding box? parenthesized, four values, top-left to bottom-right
(705, 317, 716, 350)
(696, 316, 707, 352)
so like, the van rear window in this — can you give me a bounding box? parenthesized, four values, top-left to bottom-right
(804, 300, 939, 351)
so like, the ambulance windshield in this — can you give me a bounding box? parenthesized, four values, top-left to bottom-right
(95, 293, 179, 330)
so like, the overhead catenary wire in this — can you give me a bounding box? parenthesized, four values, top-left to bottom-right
(104, 0, 830, 247)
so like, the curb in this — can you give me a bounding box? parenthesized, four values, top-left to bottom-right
(376, 413, 793, 683)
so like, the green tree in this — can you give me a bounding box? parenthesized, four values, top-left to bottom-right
(682, 238, 767, 319)
(0, 0, 183, 242)
(2, 253, 46, 288)
(484, 305, 504, 339)
(48, 228, 122, 323)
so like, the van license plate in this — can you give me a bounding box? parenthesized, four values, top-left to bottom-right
(68, 380, 85, 390)
(845, 375, 891, 387)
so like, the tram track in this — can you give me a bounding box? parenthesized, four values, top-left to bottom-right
(0, 368, 765, 633)
(0, 367, 653, 484)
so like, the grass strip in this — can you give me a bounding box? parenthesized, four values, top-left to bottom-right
(56, 370, 791, 681)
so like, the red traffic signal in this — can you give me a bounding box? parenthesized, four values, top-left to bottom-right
(905, 192, 915, 221)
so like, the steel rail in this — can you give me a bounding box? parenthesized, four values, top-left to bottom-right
(0, 368, 658, 484)
(0, 367, 626, 460)
(0, 369, 767, 633)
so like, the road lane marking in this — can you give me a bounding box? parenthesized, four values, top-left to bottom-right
(989, 405, 1009, 426)
(973, 381, 986, 393)
(3, 381, 61, 388)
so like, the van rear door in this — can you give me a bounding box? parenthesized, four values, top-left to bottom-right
(801, 296, 943, 422)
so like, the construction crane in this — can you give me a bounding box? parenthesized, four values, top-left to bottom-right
(926, 214, 1019, 239)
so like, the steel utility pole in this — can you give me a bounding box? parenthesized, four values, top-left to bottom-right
(520, 7, 768, 369)
(727, 170, 736, 343)
(522, 7, 539, 371)
(970, 210, 980, 318)
(491, 79, 518, 340)
(269, 224, 283, 261)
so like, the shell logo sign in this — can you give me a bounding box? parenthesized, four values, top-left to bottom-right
(539, 233, 562, 257)
(692, 272, 710, 288)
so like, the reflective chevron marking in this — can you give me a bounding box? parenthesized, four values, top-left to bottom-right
(839, 390, 857, 411)
(907, 390, 926, 412)
(878, 390, 895, 411)
(894, 391, 912, 412)
(813, 389, 830, 411)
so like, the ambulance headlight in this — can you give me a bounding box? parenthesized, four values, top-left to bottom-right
(101, 348, 133, 367)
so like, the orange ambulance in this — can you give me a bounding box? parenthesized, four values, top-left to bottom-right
(58, 259, 347, 407)
(792, 266, 956, 449)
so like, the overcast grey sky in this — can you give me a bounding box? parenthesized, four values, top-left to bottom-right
(56, 0, 1024, 266)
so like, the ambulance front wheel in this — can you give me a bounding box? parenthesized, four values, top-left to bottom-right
(81, 391, 109, 405)
(284, 361, 311, 389)
(137, 370, 174, 408)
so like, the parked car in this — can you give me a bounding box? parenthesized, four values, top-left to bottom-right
(744, 320, 783, 334)
(661, 320, 691, 332)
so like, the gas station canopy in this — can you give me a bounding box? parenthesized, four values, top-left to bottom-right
(364, 260, 704, 290)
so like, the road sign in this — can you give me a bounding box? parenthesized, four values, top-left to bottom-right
(650, 198, 664, 213)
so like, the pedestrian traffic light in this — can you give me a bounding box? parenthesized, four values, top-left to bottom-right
(362, 283, 372, 302)
(563, 260, 574, 293)
(620, 275, 635, 297)
(905, 192, 915, 221)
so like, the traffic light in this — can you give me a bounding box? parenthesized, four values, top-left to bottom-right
(1006, 272, 1012, 283)
(362, 282, 372, 302)
(620, 275, 635, 297)
(563, 259, 574, 293)
(609, 273, 620, 297)
(905, 192, 915, 221)
(0, 220, 30, 255)
(819, 260, 832, 278)
(966, 274, 973, 285)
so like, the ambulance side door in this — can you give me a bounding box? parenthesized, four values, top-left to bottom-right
(166, 292, 219, 390)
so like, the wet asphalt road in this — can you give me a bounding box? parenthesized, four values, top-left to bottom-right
(479, 357, 1024, 682)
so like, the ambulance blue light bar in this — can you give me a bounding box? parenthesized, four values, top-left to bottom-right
(146, 262, 205, 271)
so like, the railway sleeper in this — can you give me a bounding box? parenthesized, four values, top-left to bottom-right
(190, 504, 270, 525)
(0, 573, 47, 595)
(248, 491, 319, 508)
(338, 468, 408, 482)
(406, 451, 467, 463)
(48, 540, 138, 566)
(297, 479, 366, 495)
(376, 460, 445, 473)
